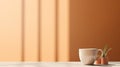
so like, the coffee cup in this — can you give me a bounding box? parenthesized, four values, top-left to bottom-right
(79, 48, 102, 65)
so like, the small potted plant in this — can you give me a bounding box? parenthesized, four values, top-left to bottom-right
(101, 45, 112, 65)
(94, 45, 112, 65)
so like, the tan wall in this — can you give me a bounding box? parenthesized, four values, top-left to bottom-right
(0, 0, 69, 61)
(70, 0, 120, 61)
(0, 0, 22, 61)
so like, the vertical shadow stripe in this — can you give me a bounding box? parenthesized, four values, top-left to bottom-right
(38, 0, 40, 61)
(56, 0, 58, 62)
(21, 0, 25, 62)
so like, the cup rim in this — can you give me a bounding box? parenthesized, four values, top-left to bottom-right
(79, 48, 98, 51)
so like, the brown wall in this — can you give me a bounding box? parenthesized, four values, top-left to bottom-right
(70, 0, 120, 61)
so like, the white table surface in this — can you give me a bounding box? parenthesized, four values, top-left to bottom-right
(0, 62, 119, 67)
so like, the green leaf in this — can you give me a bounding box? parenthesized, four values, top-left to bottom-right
(102, 45, 108, 57)
(101, 44, 112, 57)
(105, 48, 112, 57)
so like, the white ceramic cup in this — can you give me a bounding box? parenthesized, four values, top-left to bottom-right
(79, 48, 102, 65)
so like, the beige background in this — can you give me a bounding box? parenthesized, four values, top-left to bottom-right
(0, 0, 69, 61)
(0, 0, 120, 61)
(0, 0, 22, 61)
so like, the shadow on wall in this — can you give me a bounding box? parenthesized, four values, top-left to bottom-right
(69, 0, 120, 61)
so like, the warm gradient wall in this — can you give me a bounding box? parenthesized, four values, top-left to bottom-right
(70, 0, 120, 61)
(0, 0, 120, 61)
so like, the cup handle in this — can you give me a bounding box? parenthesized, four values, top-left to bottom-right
(98, 49, 103, 53)
(98, 49, 103, 57)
